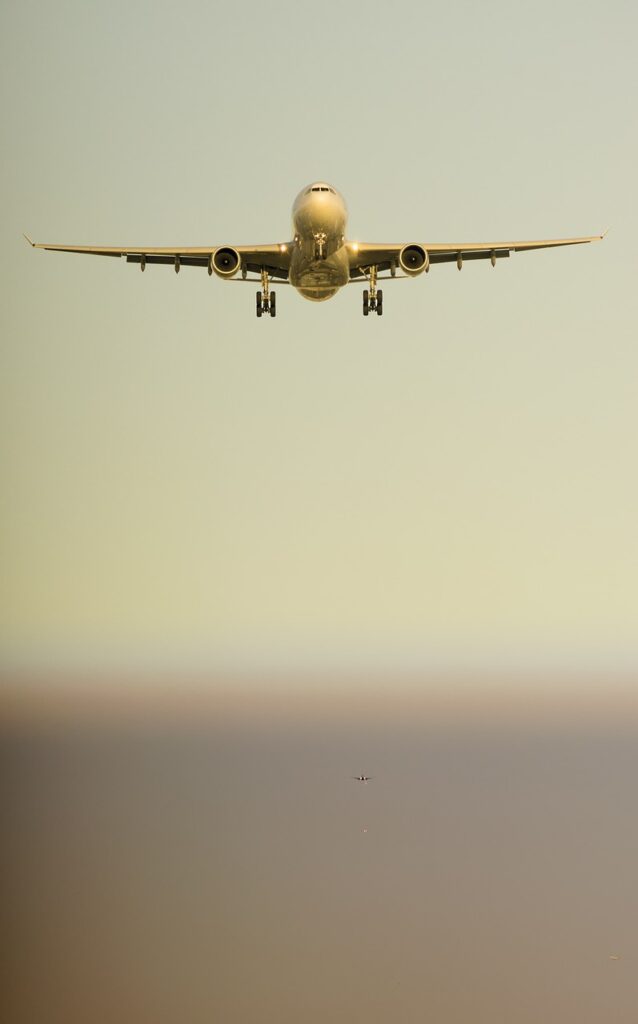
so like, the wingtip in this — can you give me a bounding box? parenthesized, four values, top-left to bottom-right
(23, 233, 35, 247)
(601, 227, 611, 239)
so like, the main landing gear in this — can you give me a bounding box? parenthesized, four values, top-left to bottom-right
(256, 267, 276, 318)
(362, 265, 383, 316)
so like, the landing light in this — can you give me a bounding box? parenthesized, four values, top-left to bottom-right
(350, 242, 359, 253)
(280, 243, 287, 253)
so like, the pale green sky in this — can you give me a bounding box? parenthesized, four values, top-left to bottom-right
(1, 0, 637, 674)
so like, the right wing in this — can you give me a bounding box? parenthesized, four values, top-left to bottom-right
(348, 234, 605, 276)
(25, 237, 292, 279)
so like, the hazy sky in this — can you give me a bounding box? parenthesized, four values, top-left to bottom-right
(1, 0, 637, 674)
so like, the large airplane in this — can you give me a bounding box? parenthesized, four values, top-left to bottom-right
(26, 182, 604, 318)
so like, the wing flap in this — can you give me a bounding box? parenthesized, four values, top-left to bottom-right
(429, 248, 511, 265)
(126, 254, 210, 267)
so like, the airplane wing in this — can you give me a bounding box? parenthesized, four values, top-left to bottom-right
(24, 237, 292, 279)
(348, 234, 605, 277)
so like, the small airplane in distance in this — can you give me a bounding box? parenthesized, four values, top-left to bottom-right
(25, 183, 604, 319)
(353, 775, 373, 783)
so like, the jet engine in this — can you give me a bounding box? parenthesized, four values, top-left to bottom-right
(211, 246, 241, 278)
(399, 243, 429, 276)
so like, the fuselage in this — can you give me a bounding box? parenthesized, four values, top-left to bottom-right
(289, 182, 349, 301)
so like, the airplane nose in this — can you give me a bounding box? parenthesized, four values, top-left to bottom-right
(308, 195, 342, 230)
(292, 185, 346, 238)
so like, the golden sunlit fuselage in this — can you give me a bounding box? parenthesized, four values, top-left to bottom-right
(289, 183, 350, 301)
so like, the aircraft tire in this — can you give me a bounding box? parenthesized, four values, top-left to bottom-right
(363, 289, 369, 316)
(256, 291, 262, 318)
(377, 289, 383, 316)
(270, 292, 276, 317)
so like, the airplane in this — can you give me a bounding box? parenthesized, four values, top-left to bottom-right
(25, 182, 604, 319)
(352, 775, 373, 783)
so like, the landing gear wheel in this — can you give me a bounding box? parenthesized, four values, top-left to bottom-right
(376, 289, 383, 316)
(256, 291, 262, 318)
(269, 291, 276, 317)
(363, 289, 369, 316)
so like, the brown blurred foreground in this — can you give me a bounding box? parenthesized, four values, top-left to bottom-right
(2, 674, 638, 1023)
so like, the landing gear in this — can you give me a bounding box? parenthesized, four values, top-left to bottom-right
(313, 232, 328, 261)
(362, 267, 383, 316)
(256, 267, 276, 318)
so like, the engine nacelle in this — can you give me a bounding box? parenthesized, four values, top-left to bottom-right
(211, 246, 241, 278)
(399, 243, 429, 276)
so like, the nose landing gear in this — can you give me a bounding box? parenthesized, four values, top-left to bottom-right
(256, 267, 276, 318)
(362, 266, 383, 316)
(313, 232, 328, 261)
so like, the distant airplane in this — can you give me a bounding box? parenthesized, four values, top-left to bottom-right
(353, 775, 373, 783)
(25, 183, 604, 318)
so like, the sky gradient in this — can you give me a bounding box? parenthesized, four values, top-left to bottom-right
(1, 0, 637, 674)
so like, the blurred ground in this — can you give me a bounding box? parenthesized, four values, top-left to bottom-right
(2, 677, 638, 1023)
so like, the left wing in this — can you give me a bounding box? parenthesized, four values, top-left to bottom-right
(24, 237, 292, 279)
(348, 234, 605, 276)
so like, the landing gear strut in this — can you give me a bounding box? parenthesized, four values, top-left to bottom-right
(256, 267, 276, 318)
(362, 265, 383, 316)
(313, 232, 328, 261)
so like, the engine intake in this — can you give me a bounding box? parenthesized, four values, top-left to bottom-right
(399, 243, 429, 276)
(212, 246, 241, 278)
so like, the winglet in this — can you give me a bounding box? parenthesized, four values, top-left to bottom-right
(23, 233, 35, 247)
(601, 227, 610, 239)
